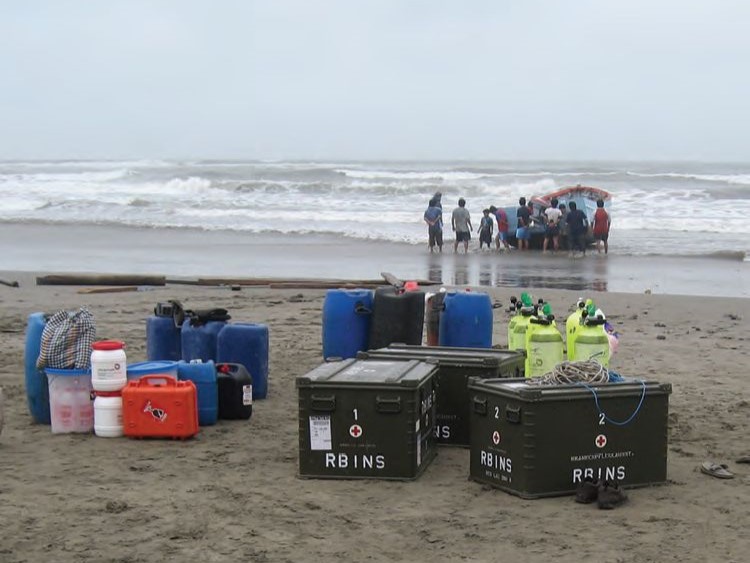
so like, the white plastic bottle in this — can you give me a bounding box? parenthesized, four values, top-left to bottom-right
(94, 392, 124, 438)
(91, 340, 127, 392)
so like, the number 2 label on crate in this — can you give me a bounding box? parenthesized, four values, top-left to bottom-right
(309, 415, 332, 451)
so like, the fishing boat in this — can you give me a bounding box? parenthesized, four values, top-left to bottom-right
(503, 185, 612, 249)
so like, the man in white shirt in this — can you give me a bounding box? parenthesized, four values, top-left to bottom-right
(543, 198, 563, 253)
(451, 198, 473, 253)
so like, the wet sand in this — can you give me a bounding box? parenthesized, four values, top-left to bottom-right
(0, 222, 748, 297)
(0, 271, 749, 562)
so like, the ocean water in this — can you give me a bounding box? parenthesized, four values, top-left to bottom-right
(1, 159, 749, 260)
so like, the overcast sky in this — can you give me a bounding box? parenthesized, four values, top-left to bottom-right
(1, 1, 749, 161)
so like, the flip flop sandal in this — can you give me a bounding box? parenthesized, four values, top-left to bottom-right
(700, 461, 734, 479)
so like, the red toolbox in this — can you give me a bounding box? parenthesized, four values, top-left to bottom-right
(122, 375, 199, 439)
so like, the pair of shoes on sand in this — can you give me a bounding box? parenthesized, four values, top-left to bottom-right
(700, 461, 734, 479)
(575, 478, 627, 509)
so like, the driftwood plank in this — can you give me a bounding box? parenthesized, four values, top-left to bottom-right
(37, 274, 166, 286)
(0, 278, 19, 288)
(76, 286, 141, 295)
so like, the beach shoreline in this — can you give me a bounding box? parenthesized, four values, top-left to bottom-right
(1, 222, 748, 298)
(0, 271, 749, 561)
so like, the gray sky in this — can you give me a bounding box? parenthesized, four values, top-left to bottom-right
(2, 0, 749, 161)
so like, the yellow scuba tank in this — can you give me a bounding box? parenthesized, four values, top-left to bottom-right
(506, 296, 522, 348)
(565, 298, 586, 360)
(573, 309, 611, 367)
(509, 293, 535, 351)
(525, 305, 564, 377)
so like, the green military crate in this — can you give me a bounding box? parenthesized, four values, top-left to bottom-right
(468, 377, 671, 498)
(297, 358, 437, 480)
(358, 344, 524, 447)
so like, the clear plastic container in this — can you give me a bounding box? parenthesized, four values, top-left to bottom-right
(91, 340, 127, 392)
(46, 368, 93, 434)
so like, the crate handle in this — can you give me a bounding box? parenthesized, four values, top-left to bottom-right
(472, 396, 488, 416)
(506, 405, 521, 424)
(376, 396, 402, 413)
(136, 375, 177, 387)
(311, 395, 336, 412)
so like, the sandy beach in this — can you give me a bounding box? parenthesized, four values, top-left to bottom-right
(0, 270, 748, 563)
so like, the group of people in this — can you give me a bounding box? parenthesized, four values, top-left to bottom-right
(423, 193, 611, 255)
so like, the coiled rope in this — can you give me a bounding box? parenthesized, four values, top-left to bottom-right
(527, 360, 646, 426)
(526, 360, 610, 385)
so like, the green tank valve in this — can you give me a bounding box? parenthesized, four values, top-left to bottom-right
(521, 292, 533, 307)
(542, 303, 552, 317)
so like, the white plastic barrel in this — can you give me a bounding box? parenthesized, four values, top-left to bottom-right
(91, 340, 127, 392)
(94, 392, 123, 438)
(46, 368, 94, 434)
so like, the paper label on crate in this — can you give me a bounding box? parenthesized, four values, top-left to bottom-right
(417, 435, 422, 466)
(242, 385, 253, 406)
(309, 415, 332, 451)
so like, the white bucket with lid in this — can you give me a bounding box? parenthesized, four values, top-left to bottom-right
(94, 391, 123, 438)
(91, 340, 127, 392)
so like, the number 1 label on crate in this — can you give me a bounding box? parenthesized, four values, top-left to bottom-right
(309, 415, 332, 450)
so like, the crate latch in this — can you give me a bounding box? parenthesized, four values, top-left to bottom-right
(311, 395, 336, 412)
(506, 405, 521, 424)
(472, 396, 488, 416)
(376, 396, 402, 414)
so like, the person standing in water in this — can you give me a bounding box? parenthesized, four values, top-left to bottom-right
(489, 205, 511, 251)
(566, 201, 588, 256)
(592, 199, 611, 254)
(423, 198, 443, 253)
(478, 209, 494, 250)
(515, 197, 531, 251)
(543, 198, 562, 253)
(451, 198, 472, 254)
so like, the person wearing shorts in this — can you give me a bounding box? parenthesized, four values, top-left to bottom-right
(515, 197, 531, 250)
(423, 198, 443, 253)
(489, 205, 511, 251)
(451, 198, 472, 254)
(542, 198, 562, 253)
(592, 199, 611, 254)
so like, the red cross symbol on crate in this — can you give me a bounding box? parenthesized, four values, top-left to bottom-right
(349, 424, 363, 438)
(595, 434, 607, 448)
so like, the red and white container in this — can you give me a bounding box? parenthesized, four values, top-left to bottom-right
(91, 340, 127, 392)
(94, 391, 124, 438)
(46, 368, 94, 434)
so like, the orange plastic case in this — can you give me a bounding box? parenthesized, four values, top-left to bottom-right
(122, 375, 199, 439)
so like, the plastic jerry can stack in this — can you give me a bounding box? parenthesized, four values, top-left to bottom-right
(181, 320, 227, 363)
(297, 358, 437, 480)
(368, 286, 425, 350)
(525, 307, 564, 378)
(438, 291, 493, 348)
(425, 290, 446, 346)
(216, 323, 269, 400)
(468, 377, 672, 498)
(146, 301, 185, 361)
(573, 310, 611, 367)
(46, 368, 94, 434)
(177, 360, 218, 426)
(25, 312, 51, 424)
(216, 363, 253, 420)
(122, 375, 199, 439)
(565, 298, 588, 360)
(357, 344, 525, 446)
(91, 340, 128, 438)
(322, 289, 373, 361)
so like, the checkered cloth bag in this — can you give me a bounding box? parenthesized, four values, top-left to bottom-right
(36, 308, 96, 370)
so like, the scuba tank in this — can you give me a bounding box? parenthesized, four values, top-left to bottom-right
(525, 305, 564, 378)
(566, 298, 587, 361)
(574, 308, 611, 367)
(509, 293, 535, 351)
(506, 296, 521, 348)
